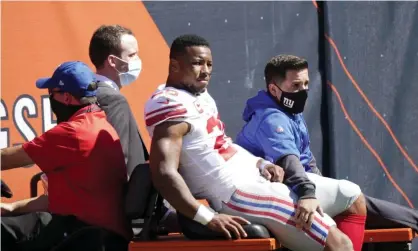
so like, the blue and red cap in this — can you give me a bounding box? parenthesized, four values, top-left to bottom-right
(35, 61, 97, 97)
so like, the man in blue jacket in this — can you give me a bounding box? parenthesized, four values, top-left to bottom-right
(236, 54, 418, 239)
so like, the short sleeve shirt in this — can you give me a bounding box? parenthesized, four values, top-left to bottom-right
(23, 105, 131, 239)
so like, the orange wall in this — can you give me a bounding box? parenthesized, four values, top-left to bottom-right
(1, 1, 169, 201)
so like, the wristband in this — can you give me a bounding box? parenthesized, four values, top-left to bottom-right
(258, 159, 273, 172)
(193, 204, 215, 225)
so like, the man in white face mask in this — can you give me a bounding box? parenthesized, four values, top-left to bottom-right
(114, 54, 142, 87)
(88, 24, 180, 235)
(89, 24, 149, 178)
(90, 25, 142, 90)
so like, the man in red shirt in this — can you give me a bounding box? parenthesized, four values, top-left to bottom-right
(1, 61, 130, 251)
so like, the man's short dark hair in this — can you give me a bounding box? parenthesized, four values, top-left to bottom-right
(264, 55, 308, 88)
(169, 34, 210, 59)
(89, 25, 134, 69)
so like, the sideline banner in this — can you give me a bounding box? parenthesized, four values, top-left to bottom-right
(1, 1, 169, 201)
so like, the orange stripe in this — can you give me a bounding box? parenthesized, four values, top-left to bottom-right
(324, 34, 418, 174)
(327, 81, 414, 208)
(310, 2, 418, 175)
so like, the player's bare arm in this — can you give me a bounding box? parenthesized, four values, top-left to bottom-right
(150, 121, 250, 239)
(150, 121, 201, 218)
(1, 145, 34, 171)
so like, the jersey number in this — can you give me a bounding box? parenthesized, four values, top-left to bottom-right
(206, 116, 237, 161)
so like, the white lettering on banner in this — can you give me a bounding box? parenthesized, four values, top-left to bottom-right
(13, 95, 38, 142)
(1, 95, 57, 148)
(283, 97, 294, 108)
(0, 100, 10, 148)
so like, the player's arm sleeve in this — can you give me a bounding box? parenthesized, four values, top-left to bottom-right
(308, 155, 323, 176)
(257, 114, 316, 199)
(278, 155, 316, 199)
(145, 93, 189, 128)
(22, 123, 80, 173)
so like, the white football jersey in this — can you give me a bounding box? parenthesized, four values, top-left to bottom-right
(145, 85, 261, 210)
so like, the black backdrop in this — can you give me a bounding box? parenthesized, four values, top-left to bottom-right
(144, 1, 418, 208)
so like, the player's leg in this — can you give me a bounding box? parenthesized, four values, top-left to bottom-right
(324, 227, 353, 251)
(309, 163, 417, 231)
(304, 173, 362, 216)
(306, 173, 367, 251)
(220, 181, 353, 251)
(309, 168, 418, 231)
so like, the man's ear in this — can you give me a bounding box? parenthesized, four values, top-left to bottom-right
(268, 83, 279, 97)
(107, 55, 117, 68)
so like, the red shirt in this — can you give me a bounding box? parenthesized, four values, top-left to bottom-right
(23, 105, 131, 239)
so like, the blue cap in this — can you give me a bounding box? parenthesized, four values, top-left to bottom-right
(36, 61, 97, 97)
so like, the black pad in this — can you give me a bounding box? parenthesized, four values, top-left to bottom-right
(124, 163, 153, 219)
(177, 212, 271, 240)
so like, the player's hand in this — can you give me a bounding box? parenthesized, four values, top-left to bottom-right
(261, 164, 285, 183)
(206, 213, 250, 239)
(295, 198, 324, 230)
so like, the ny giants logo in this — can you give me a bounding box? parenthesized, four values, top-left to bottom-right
(283, 97, 294, 108)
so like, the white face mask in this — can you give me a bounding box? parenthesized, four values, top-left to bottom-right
(114, 57, 142, 86)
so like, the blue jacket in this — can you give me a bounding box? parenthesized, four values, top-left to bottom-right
(236, 90, 314, 172)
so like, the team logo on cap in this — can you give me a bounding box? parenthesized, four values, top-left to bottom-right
(59, 80, 65, 86)
(276, 126, 284, 133)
